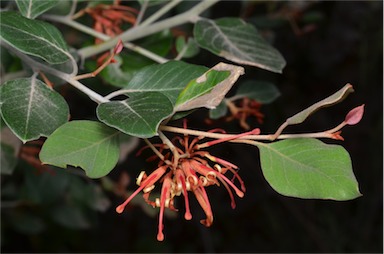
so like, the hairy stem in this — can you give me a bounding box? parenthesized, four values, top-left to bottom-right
(135, 0, 149, 26)
(140, 0, 183, 27)
(2, 42, 108, 104)
(159, 125, 342, 141)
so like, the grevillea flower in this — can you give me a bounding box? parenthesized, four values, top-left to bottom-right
(116, 125, 259, 241)
(226, 98, 265, 130)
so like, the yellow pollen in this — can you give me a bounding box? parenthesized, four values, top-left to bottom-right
(207, 171, 217, 180)
(187, 175, 198, 186)
(185, 181, 191, 191)
(143, 184, 155, 193)
(214, 164, 222, 173)
(136, 171, 146, 185)
(199, 176, 208, 186)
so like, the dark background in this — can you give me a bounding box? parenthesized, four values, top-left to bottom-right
(1, 1, 382, 253)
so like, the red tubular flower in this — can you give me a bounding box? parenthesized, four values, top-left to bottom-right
(116, 125, 249, 241)
(116, 165, 167, 213)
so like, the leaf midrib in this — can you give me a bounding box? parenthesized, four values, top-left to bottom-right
(1, 21, 67, 59)
(45, 131, 119, 161)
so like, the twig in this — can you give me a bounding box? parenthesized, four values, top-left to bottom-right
(42, 15, 168, 64)
(140, 0, 183, 27)
(2, 42, 108, 104)
(77, 0, 220, 59)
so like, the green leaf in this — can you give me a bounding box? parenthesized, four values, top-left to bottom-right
(175, 69, 230, 110)
(286, 84, 354, 125)
(39, 121, 120, 178)
(234, 81, 280, 104)
(194, 18, 286, 73)
(50, 205, 91, 229)
(175, 62, 244, 112)
(0, 126, 22, 175)
(68, 178, 111, 212)
(257, 138, 362, 200)
(9, 211, 46, 235)
(0, 143, 18, 175)
(16, 0, 59, 19)
(100, 55, 136, 87)
(121, 60, 208, 105)
(97, 92, 173, 138)
(0, 77, 69, 143)
(22, 166, 71, 204)
(176, 37, 200, 59)
(209, 100, 227, 119)
(139, 30, 173, 57)
(0, 11, 70, 64)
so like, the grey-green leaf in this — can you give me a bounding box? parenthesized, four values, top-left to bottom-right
(286, 84, 354, 125)
(122, 60, 208, 105)
(97, 92, 173, 138)
(194, 18, 286, 73)
(0, 77, 69, 143)
(234, 80, 280, 104)
(209, 100, 227, 119)
(257, 138, 362, 200)
(175, 62, 244, 112)
(0, 11, 70, 64)
(16, 0, 59, 19)
(175, 37, 200, 59)
(39, 121, 120, 178)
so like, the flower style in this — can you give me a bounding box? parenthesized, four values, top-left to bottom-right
(116, 124, 260, 241)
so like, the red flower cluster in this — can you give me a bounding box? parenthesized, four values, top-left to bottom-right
(226, 98, 264, 130)
(116, 125, 259, 241)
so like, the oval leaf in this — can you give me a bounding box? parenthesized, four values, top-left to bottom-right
(0, 77, 69, 142)
(39, 121, 120, 178)
(0, 11, 70, 64)
(234, 80, 280, 104)
(257, 138, 362, 200)
(16, 0, 59, 19)
(122, 60, 207, 104)
(97, 92, 173, 138)
(175, 62, 244, 112)
(194, 18, 286, 73)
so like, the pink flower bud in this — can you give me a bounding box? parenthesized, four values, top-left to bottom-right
(114, 39, 124, 54)
(345, 104, 365, 125)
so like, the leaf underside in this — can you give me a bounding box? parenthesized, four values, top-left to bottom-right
(15, 0, 59, 19)
(194, 18, 286, 73)
(0, 78, 69, 142)
(0, 11, 69, 64)
(97, 92, 174, 138)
